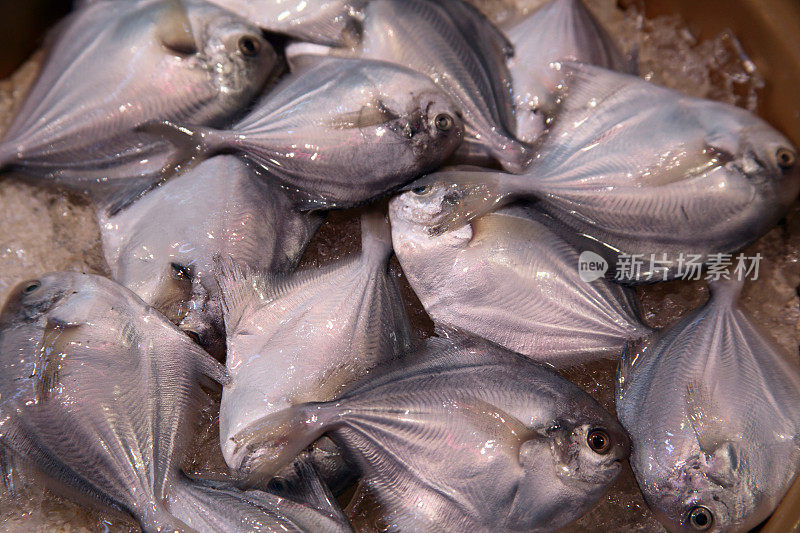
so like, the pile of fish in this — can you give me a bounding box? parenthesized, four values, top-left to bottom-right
(0, 0, 798, 531)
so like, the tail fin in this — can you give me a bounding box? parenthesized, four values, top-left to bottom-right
(136, 119, 231, 174)
(0, 142, 15, 171)
(102, 120, 230, 215)
(214, 256, 269, 338)
(226, 403, 341, 487)
(408, 167, 531, 235)
(359, 210, 393, 264)
(493, 136, 533, 175)
(270, 452, 348, 523)
(707, 278, 746, 308)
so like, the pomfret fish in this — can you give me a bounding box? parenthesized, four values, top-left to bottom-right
(390, 188, 650, 366)
(145, 56, 463, 209)
(616, 279, 800, 532)
(206, 0, 367, 46)
(358, 0, 530, 172)
(506, 0, 632, 142)
(99, 155, 322, 356)
(217, 212, 412, 471)
(0, 0, 274, 190)
(0, 272, 227, 532)
(226, 333, 630, 532)
(414, 64, 800, 282)
(0, 273, 353, 532)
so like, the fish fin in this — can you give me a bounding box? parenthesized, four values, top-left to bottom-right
(191, 342, 231, 387)
(408, 168, 530, 235)
(685, 379, 730, 455)
(556, 62, 638, 116)
(214, 256, 270, 337)
(157, 0, 198, 55)
(33, 318, 82, 403)
(285, 42, 334, 72)
(707, 278, 746, 308)
(273, 453, 345, 520)
(359, 210, 393, 264)
(228, 403, 340, 487)
(328, 100, 400, 130)
(136, 119, 227, 161)
(636, 143, 732, 187)
(616, 336, 650, 402)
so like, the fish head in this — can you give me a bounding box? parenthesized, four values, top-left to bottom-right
(642, 442, 788, 533)
(403, 90, 464, 165)
(734, 122, 800, 207)
(702, 104, 800, 207)
(192, 4, 275, 115)
(389, 182, 473, 256)
(0, 274, 80, 329)
(507, 411, 630, 530)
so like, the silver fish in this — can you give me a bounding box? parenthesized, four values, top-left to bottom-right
(226, 333, 630, 532)
(0, 273, 354, 532)
(415, 64, 800, 282)
(390, 189, 650, 366)
(616, 279, 800, 532)
(0, 272, 228, 532)
(99, 155, 322, 356)
(206, 0, 366, 46)
(217, 211, 412, 471)
(0, 0, 274, 187)
(506, 0, 632, 142)
(358, 0, 530, 172)
(145, 55, 463, 209)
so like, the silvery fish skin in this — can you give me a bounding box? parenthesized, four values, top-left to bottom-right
(206, 0, 366, 46)
(415, 64, 800, 282)
(0, 272, 229, 532)
(358, 0, 530, 172)
(227, 334, 630, 532)
(506, 0, 631, 142)
(146, 56, 463, 209)
(390, 188, 650, 366)
(0, 0, 274, 183)
(99, 155, 322, 356)
(217, 212, 412, 472)
(616, 280, 800, 532)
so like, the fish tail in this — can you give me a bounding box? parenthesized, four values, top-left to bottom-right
(0, 142, 16, 170)
(412, 168, 530, 236)
(136, 119, 229, 161)
(708, 277, 746, 307)
(494, 136, 533, 175)
(226, 402, 342, 488)
(136, 500, 192, 533)
(360, 210, 393, 264)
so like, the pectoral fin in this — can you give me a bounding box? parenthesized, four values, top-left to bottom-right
(157, 0, 198, 55)
(636, 143, 734, 187)
(33, 318, 82, 403)
(329, 100, 399, 130)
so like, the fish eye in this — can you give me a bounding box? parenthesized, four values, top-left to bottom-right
(22, 281, 41, 295)
(434, 113, 454, 132)
(170, 262, 193, 280)
(238, 35, 262, 57)
(687, 506, 714, 531)
(587, 428, 612, 454)
(412, 185, 432, 196)
(777, 147, 797, 170)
